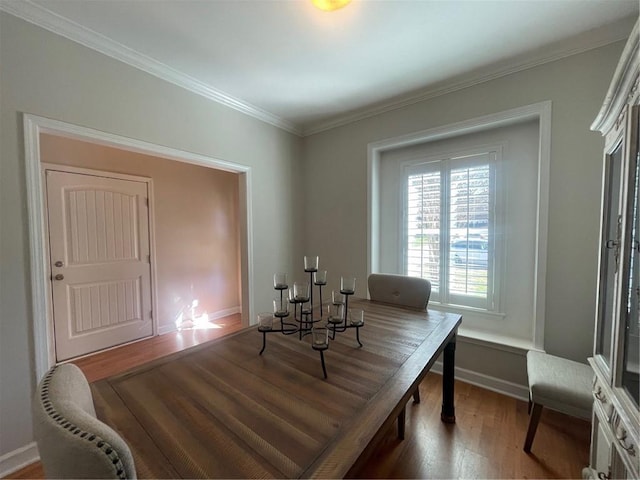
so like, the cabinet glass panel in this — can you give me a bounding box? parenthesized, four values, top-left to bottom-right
(597, 141, 623, 367)
(622, 112, 639, 407)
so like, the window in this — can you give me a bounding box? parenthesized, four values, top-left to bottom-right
(373, 114, 546, 347)
(404, 151, 496, 311)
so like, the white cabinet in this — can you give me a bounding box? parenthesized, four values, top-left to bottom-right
(587, 19, 639, 480)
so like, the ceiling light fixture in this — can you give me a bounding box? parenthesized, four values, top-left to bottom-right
(311, 0, 352, 12)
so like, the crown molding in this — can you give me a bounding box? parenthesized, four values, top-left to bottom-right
(591, 18, 639, 133)
(1, 1, 635, 139)
(302, 15, 637, 136)
(0, 0, 302, 136)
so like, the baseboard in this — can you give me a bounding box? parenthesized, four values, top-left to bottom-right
(430, 361, 529, 402)
(0, 442, 39, 478)
(158, 323, 175, 335)
(158, 306, 242, 336)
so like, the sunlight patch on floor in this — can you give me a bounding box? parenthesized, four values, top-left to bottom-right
(175, 301, 226, 331)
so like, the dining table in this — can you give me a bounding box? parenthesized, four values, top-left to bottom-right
(91, 298, 462, 479)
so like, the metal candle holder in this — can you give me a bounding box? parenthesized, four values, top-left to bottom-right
(327, 286, 363, 348)
(258, 257, 364, 379)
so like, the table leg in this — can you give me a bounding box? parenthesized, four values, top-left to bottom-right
(355, 326, 363, 347)
(441, 333, 456, 423)
(320, 350, 328, 379)
(259, 331, 266, 355)
(397, 406, 406, 440)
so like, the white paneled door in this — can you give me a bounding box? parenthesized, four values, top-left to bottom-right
(46, 170, 153, 361)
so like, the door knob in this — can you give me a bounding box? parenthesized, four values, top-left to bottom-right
(54, 274, 64, 281)
(54, 261, 64, 267)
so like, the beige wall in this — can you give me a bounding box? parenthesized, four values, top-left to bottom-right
(0, 12, 302, 460)
(301, 41, 626, 386)
(40, 134, 241, 331)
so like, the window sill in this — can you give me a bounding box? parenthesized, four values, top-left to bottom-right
(456, 326, 541, 355)
(428, 304, 540, 354)
(428, 302, 505, 321)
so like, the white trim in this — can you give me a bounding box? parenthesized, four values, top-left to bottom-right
(429, 363, 529, 402)
(534, 101, 552, 350)
(0, 0, 300, 136)
(24, 113, 255, 382)
(147, 178, 160, 335)
(429, 303, 506, 321)
(0, 442, 39, 478)
(157, 324, 177, 336)
(24, 114, 54, 380)
(367, 101, 551, 350)
(458, 328, 541, 355)
(591, 19, 639, 133)
(239, 168, 254, 329)
(42, 162, 153, 183)
(367, 142, 379, 277)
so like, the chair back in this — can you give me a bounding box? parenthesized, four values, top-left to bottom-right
(368, 273, 431, 311)
(32, 364, 137, 479)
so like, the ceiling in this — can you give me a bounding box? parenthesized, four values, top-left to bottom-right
(3, 0, 638, 135)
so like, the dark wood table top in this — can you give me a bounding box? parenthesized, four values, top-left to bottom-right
(91, 299, 461, 479)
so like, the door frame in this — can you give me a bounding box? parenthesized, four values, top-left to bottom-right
(24, 114, 254, 381)
(42, 163, 157, 361)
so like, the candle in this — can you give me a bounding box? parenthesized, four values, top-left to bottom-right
(314, 270, 327, 285)
(312, 327, 328, 346)
(340, 276, 356, 294)
(350, 308, 364, 326)
(274, 273, 288, 289)
(257, 313, 273, 330)
(304, 255, 319, 272)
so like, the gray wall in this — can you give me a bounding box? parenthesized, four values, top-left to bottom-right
(0, 12, 302, 458)
(301, 41, 625, 386)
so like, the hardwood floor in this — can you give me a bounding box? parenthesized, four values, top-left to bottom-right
(71, 314, 245, 383)
(7, 317, 590, 479)
(353, 375, 590, 479)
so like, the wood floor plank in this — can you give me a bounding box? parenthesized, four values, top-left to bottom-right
(74, 315, 244, 383)
(351, 373, 590, 479)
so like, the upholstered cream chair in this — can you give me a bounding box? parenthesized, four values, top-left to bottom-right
(32, 364, 137, 479)
(368, 273, 432, 439)
(367, 273, 432, 311)
(524, 350, 593, 452)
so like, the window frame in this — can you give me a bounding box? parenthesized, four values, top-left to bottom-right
(400, 147, 502, 312)
(367, 102, 551, 350)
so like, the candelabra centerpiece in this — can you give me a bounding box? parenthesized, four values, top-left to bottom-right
(258, 256, 364, 378)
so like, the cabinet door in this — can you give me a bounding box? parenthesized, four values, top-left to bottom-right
(593, 413, 613, 479)
(596, 136, 625, 373)
(620, 105, 639, 407)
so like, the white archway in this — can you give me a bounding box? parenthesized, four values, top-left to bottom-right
(23, 113, 254, 380)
